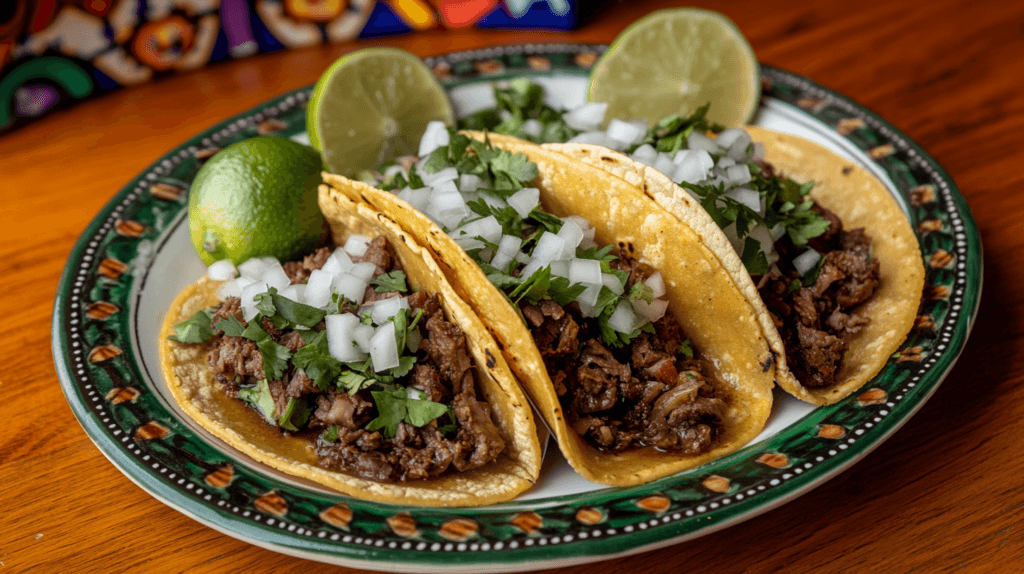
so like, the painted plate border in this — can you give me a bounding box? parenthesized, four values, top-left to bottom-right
(52, 43, 980, 572)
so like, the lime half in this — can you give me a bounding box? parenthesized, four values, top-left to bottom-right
(308, 48, 455, 176)
(588, 8, 760, 127)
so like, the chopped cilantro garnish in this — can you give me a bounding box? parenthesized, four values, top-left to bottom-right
(238, 379, 276, 423)
(321, 424, 340, 442)
(169, 308, 216, 343)
(370, 270, 408, 293)
(365, 389, 452, 438)
(678, 340, 694, 359)
(291, 331, 342, 391)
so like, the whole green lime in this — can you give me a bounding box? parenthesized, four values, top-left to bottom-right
(188, 136, 327, 265)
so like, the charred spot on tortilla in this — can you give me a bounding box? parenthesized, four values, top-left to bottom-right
(485, 349, 497, 368)
(842, 165, 854, 175)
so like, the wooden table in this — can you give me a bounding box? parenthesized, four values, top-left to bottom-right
(3, 0, 1021, 571)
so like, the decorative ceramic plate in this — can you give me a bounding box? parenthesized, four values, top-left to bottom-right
(53, 44, 980, 573)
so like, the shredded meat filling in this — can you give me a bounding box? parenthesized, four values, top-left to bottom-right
(200, 238, 505, 482)
(523, 253, 728, 455)
(760, 203, 881, 388)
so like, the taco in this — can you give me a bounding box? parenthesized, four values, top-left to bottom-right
(323, 129, 774, 486)
(159, 186, 542, 507)
(548, 124, 925, 405)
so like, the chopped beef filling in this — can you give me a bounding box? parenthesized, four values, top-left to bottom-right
(522, 253, 728, 455)
(759, 203, 881, 388)
(203, 238, 505, 482)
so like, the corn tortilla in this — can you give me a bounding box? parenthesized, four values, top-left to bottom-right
(159, 185, 542, 507)
(323, 132, 774, 486)
(547, 126, 925, 405)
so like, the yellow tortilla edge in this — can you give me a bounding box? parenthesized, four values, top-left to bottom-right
(546, 126, 925, 405)
(324, 132, 774, 486)
(158, 186, 542, 507)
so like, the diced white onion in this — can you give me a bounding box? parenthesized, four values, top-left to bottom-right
(602, 272, 625, 295)
(262, 266, 291, 292)
(563, 102, 608, 132)
(608, 300, 640, 334)
(397, 187, 431, 212)
(431, 179, 458, 194)
(569, 259, 602, 286)
(428, 191, 470, 228)
(550, 260, 569, 278)
(515, 252, 531, 264)
(304, 269, 335, 308)
(728, 132, 755, 161)
(480, 193, 509, 211)
(207, 259, 238, 281)
(653, 152, 675, 176)
(326, 313, 365, 363)
(240, 280, 269, 320)
(419, 166, 458, 187)
(645, 272, 666, 298)
(369, 296, 409, 325)
(334, 272, 367, 305)
(725, 164, 752, 185)
(715, 128, 748, 149)
(673, 149, 713, 184)
(418, 121, 450, 158)
(458, 174, 481, 192)
(216, 277, 246, 300)
(632, 298, 669, 323)
(605, 119, 647, 146)
(793, 249, 822, 276)
(715, 156, 736, 169)
(343, 234, 370, 257)
(770, 223, 786, 242)
(352, 323, 375, 352)
(724, 187, 761, 213)
(532, 232, 566, 265)
(687, 131, 721, 153)
(748, 224, 776, 255)
(370, 322, 400, 372)
(349, 262, 377, 281)
(279, 284, 303, 304)
(522, 119, 542, 138)
(577, 284, 602, 307)
(630, 143, 658, 166)
(556, 218, 584, 257)
(490, 235, 522, 270)
(237, 258, 267, 280)
(507, 187, 540, 219)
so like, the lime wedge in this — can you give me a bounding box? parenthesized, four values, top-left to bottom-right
(588, 8, 760, 127)
(308, 48, 454, 176)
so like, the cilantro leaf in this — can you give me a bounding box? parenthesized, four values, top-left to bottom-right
(366, 389, 452, 438)
(321, 424, 340, 442)
(678, 339, 694, 359)
(291, 331, 342, 391)
(279, 397, 312, 432)
(240, 319, 292, 381)
(238, 379, 276, 423)
(370, 270, 408, 293)
(169, 308, 216, 343)
(214, 314, 246, 337)
(740, 237, 771, 276)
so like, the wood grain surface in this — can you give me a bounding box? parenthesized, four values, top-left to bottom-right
(2, 0, 1022, 572)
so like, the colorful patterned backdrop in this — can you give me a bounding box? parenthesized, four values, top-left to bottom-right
(0, 0, 577, 134)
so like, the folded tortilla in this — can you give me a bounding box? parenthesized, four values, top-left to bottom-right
(547, 126, 925, 405)
(322, 132, 774, 486)
(159, 185, 542, 506)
